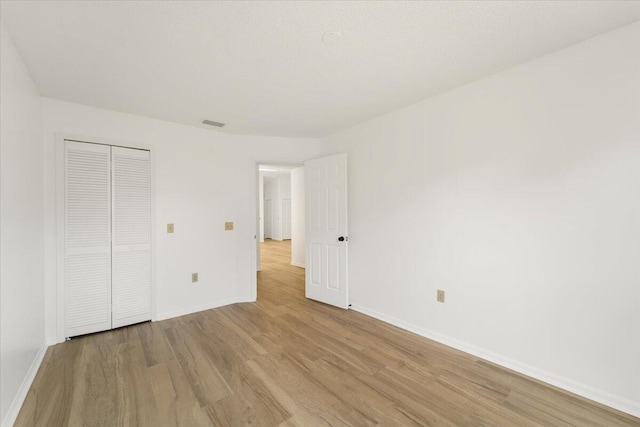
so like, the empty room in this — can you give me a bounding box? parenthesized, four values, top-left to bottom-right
(1, 1, 639, 426)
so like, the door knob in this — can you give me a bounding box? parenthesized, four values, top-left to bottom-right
(338, 236, 346, 242)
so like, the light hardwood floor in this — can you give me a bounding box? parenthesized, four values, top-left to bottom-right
(15, 239, 639, 426)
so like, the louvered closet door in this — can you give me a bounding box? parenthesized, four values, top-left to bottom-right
(111, 147, 152, 328)
(65, 141, 112, 337)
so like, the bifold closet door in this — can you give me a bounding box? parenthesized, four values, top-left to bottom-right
(64, 142, 151, 337)
(111, 146, 151, 328)
(65, 141, 112, 337)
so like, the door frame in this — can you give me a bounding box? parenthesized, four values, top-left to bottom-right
(55, 133, 156, 343)
(251, 161, 302, 301)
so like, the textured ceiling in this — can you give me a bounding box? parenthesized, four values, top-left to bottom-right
(1, 1, 639, 137)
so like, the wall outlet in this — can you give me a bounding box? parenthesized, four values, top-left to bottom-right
(167, 223, 174, 233)
(437, 289, 445, 303)
(192, 273, 198, 283)
(225, 221, 234, 231)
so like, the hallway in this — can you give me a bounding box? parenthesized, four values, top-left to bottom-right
(258, 239, 305, 307)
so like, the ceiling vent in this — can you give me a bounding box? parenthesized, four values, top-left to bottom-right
(202, 119, 225, 128)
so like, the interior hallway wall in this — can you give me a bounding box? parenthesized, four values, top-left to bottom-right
(291, 167, 305, 268)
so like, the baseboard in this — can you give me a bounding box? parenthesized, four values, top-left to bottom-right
(1, 344, 48, 427)
(350, 304, 640, 418)
(46, 337, 59, 347)
(155, 296, 253, 321)
(290, 261, 305, 269)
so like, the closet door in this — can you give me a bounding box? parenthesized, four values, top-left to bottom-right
(111, 147, 152, 328)
(65, 141, 112, 337)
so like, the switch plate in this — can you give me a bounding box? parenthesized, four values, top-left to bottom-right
(192, 273, 198, 283)
(225, 222, 234, 231)
(167, 223, 174, 233)
(437, 290, 445, 303)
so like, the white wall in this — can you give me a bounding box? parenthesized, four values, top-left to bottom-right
(321, 22, 640, 415)
(291, 167, 305, 267)
(279, 173, 292, 201)
(263, 172, 291, 241)
(42, 98, 320, 344)
(0, 22, 46, 427)
(279, 173, 292, 240)
(263, 177, 279, 239)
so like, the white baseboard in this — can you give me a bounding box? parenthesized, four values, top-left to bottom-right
(155, 296, 253, 321)
(1, 344, 48, 427)
(290, 261, 305, 269)
(350, 304, 640, 418)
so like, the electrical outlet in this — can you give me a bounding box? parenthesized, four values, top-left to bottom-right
(192, 273, 198, 283)
(225, 222, 234, 231)
(437, 289, 445, 303)
(167, 223, 174, 233)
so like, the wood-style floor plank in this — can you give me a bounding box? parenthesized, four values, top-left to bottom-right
(14, 239, 640, 426)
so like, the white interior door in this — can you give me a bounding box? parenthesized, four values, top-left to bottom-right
(282, 198, 291, 240)
(304, 153, 348, 309)
(111, 147, 152, 329)
(64, 141, 112, 337)
(265, 199, 272, 239)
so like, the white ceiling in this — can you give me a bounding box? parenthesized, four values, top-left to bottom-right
(1, 1, 639, 138)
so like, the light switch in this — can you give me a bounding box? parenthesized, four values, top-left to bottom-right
(437, 290, 445, 303)
(192, 273, 198, 283)
(225, 222, 234, 231)
(167, 223, 174, 233)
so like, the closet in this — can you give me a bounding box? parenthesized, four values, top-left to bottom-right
(63, 140, 151, 338)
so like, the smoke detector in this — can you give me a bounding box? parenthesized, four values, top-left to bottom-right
(322, 31, 342, 46)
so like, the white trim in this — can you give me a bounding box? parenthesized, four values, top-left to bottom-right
(55, 132, 153, 152)
(55, 133, 156, 343)
(149, 149, 157, 322)
(290, 262, 306, 269)
(350, 304, 640, 418)
(252, 163, 259, 300)
(55, 137, 65, 344)
(1, 344, 47, 427)
(155, 296, 253, 321)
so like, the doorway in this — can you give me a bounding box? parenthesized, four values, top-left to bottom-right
(253, 154, 348, 308)
(256, 163, 304, 288)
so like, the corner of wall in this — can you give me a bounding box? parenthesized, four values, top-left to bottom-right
(350, 304, 640, 417)
(0, 344, 47, 427)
